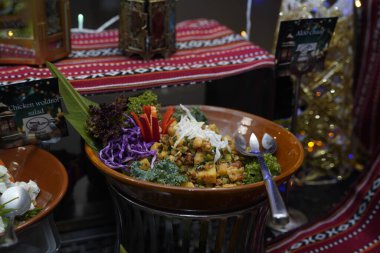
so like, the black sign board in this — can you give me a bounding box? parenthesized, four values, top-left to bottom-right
(275, 17, 338, 77)
(0, 78, 68, 148)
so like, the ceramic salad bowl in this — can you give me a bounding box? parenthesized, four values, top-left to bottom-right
(85, 105, 304, 213)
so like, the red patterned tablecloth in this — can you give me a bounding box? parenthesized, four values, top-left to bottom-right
(0, 19, 274, 95)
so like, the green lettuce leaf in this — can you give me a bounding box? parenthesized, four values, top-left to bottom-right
(46, 62, 99, 151)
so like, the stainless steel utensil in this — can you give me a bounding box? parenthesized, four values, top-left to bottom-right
(0, 186, 32, 248)
(234, 132, 289, 225)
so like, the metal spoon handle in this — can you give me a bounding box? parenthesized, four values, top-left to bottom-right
(0, 214, 18, 248)
(257, 155, 289, 225)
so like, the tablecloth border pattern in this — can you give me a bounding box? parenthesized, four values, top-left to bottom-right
(0, 19, 274, 94)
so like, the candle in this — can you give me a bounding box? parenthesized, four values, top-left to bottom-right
(78, 14, 84, 31)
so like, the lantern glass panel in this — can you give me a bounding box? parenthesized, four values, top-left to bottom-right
(119, 0, 176, 59)
(45, 0, 62, 35)
(0, 0, 33, 39)
(0, 0, 71, 65)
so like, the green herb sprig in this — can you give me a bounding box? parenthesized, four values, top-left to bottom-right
(126, 90, 159, 115)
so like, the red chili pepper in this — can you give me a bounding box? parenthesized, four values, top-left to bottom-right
(143, 105, 151, 119)
(161, 106, 175, 134)
(151, 116, 160, 142)
(131, 112, 147, 139)
(140, 114, 153, 142)
(131, 105, 175, 142)
(131, 106, 161, 142)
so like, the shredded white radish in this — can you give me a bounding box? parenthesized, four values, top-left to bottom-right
(174, 105, 228, 162)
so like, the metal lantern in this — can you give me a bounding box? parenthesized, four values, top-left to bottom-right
(119, 0, 176, 60)
(0, 0, 71, 66)
(279, 34, 295, 63)
(0, 102, 23, 148)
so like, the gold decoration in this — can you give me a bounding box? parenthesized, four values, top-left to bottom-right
(275, 0, 359, 184)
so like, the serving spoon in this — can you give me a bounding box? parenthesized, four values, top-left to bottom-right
(234, 132, 289, 225)
(0, 186, 31, 248)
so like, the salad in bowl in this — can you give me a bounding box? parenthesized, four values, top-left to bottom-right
(48, 62, 303, 212)
(84, 92, 281, 188)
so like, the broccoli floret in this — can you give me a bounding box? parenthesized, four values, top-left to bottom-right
(130, 161, 148, 179)
(130, 159, 188, 186)
(243, 161, 262, 184)
(243, 154, 281, 184)
(126, 91, 159, 115)
(264, 153, 281, 176)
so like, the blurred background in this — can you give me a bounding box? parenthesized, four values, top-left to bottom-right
(70, 0, 281, 52)
(53, 0, 283, 156)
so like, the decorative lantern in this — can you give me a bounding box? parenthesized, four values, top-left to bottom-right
(279, 34, 295, 63)
(0, 0, 71, 66)
(276, 33, 296, 76)
(119, 0, 176, 60)
(0, 102, 23, 148)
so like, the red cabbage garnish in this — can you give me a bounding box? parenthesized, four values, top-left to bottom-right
(99, 116, 156, 170)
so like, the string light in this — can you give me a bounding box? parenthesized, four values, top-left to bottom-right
(316, 141, 323, 146)
(275, 0, 357, 183)
(240, 31, 248, 39)
(7, 30, 14, 37)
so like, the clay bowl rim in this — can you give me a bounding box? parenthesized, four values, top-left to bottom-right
(85, 105, 304, 195)
(9, 146, 69, 232)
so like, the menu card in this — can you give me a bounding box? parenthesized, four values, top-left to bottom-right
(0, 78, 68, 148)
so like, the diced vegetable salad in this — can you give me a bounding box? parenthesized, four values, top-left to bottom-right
(86, 91, 281, 188)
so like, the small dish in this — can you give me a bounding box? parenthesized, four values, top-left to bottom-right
(0, 145, 68, 232)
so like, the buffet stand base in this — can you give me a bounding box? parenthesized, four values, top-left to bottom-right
(109, 182, 269, 253)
